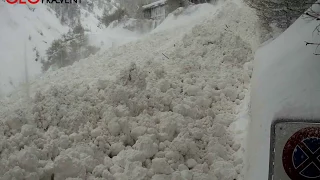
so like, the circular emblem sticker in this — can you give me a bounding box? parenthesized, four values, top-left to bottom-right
(283, 127, 320, 180)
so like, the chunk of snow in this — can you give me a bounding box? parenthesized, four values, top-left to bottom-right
(152, 158, 173, 175)
(186, 159, 197, 169)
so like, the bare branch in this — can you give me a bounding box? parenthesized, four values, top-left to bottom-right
(305, 2, 320, 4)
(315, 42, 320, 55)
(162, 53, 169, 59)
(305, 41, 320, 55)
(305, 12, 320, 20)
(312, 23, 320, 36)
(305, 41, 320, 46)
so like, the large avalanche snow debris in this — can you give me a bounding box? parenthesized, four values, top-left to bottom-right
(0, 1, 259, 180)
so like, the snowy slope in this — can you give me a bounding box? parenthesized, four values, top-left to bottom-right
(79, 7, 103, 33)
(246, 3, 320, 180)
(0, 1, 121, 97)
(78, 1, 119, 33)
(0, 1, 260, 179)
(0, 2, 68, 96)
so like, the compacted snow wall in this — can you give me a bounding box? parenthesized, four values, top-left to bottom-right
(246, 3, 320, 180)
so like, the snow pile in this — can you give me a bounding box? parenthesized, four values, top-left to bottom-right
(246, 3, 320, 180)
(0, 1, 260, 180)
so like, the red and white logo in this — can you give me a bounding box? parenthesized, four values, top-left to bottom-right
(6, 0, 81, 4)
(6, 0, 40, 4)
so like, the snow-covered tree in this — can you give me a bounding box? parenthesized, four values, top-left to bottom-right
(101, 7, 127, 27)
(304, 2, 320, 55)
(45, 2, 81, 27)
(42, 21, 99, 72)
(73, 20, 85, 35)
(43, 39, 68, 71)
(245, 0, 316, 30)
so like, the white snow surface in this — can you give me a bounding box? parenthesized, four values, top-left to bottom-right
(0, 2, 68, 95)
(0, 1, 260, 180)
(246, 3, 320, 180)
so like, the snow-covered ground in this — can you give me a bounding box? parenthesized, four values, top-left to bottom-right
(0, 0, 125, 97)
(0, 1, 261, 179)
(246, 3, 320, 180)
